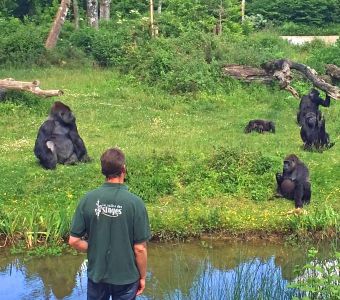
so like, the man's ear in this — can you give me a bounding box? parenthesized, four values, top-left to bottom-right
(122, 165, 127, 175)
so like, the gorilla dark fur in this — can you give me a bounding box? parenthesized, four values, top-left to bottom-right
(34, 101, 90, 169)
(297, 88, 330, 126)
(276, 154, 311, 208)
(244, 119, 275, 134)
(300, 112, 334, 150)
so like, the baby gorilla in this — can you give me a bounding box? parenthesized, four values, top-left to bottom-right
(244, 119, 275, 134)
(34, 101, 90, 169)
(276, 154, 311, 208)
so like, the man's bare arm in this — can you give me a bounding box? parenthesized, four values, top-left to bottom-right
(134, 242, 147, 295)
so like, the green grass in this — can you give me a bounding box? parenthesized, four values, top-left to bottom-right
(0, 67, 339, 247)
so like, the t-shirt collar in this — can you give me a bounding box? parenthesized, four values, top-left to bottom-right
(102, 182, 128, 190)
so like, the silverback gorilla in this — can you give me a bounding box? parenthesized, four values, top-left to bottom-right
(276, 154, 311, 208)
(34, 101, 90, 169)
(244, 119, 275, 133)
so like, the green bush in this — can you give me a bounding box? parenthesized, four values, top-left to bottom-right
(0, 18, 46, 66)
(248, 0, 340, 26)
(290, 248, 340, 300)
(307, 41, 340, 73)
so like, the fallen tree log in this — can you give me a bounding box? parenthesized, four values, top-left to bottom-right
(223, 60, 340, 100)
(0, 78, 63, 97)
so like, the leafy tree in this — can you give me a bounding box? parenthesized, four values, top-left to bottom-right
(247, 0, 340, 26)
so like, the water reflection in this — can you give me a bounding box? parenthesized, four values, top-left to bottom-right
(0, 240, 333, 300)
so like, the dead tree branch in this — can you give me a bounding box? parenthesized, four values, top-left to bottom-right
(0, 78, 63, 97)
(223, 60, 340, 100)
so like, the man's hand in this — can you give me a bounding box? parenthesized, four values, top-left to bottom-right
(136, 278, 145, 296)
(68, 236, 88, 252)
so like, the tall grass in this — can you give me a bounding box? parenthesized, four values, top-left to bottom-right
(140, 256, 304, 300)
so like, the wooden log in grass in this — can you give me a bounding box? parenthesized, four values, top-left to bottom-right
(0, 78, 63, 97)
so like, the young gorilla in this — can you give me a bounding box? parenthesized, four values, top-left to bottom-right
(34, 101, 90, 169)
(300, 112, 334, 150)
(297, 88, 330, 126)
(276, 154, 311, 208)
(244, 119, 275, 134)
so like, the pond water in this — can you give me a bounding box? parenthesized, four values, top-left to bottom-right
(0, 239, 335, 300)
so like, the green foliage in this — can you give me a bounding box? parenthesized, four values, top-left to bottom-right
(0, 17, 46, 66)
(278, 22, 340, 35)
(288, 205, 339, 232)
(248, 0, 340, 26)
(306, 41, 340, 74)
(244, 14, 268, 30)
(289, 248, 340, 300)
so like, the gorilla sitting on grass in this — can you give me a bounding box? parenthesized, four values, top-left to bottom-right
(34, 101, 90, 169)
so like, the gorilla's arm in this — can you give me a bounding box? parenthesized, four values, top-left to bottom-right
(34, 120, 55, 157)
(293, 182, 304, 208)
(68, 124, 88, 160)
(34, 120, 58, 169)
(316, 93, 330, 107)
(291, 164, 309, 208)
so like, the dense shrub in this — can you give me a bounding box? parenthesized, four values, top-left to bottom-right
(248, 0, 340, 26)
(306, 40, 340, 74)
(278, 22, 340, 35)
(0, 18, 46, 66)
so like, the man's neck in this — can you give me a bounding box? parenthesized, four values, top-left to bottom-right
(106, 177, 124, 184)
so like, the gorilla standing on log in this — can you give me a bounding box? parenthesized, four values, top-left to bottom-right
(276, 154, 311, 208)
(34, 101, 90, 169)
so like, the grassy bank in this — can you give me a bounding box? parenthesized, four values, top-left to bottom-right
(0, 68, 339, 248)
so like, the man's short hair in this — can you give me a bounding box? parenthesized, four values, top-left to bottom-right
(101, 148, 126, 179)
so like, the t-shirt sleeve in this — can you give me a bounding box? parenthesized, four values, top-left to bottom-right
(134, 201, 151, 244)
(70, 199, 87, 238)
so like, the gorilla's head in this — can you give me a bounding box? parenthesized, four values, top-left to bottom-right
(50, 101, 75, 125)
(283, 154, 299, 173)
(309, 88, 320, 102)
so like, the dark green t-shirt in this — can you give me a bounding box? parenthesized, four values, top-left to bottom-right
(70, 183, 151, 285)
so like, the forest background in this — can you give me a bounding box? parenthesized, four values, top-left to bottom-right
(0, 0, 339, 251)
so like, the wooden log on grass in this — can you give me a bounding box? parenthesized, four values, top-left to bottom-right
(223, 59, 340, 100)
(0, 78, 63, 97)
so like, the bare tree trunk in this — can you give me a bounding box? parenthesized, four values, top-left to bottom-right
(99, 0, 111, 20)
(45, 0, 71, 49)
(241, 0, 245, 23)
(218, 1, 223, 35)
(0, 78, 63, 97)
(87, 0, 98, 29)
(150, 0, 156, 37)
(157, 0, 162, 14)
(73, 0, 79, 29)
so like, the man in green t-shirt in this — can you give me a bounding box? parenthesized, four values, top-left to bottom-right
(69, 147, 151, 300)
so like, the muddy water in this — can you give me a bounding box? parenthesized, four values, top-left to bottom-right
(0, 240, 335, 300)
